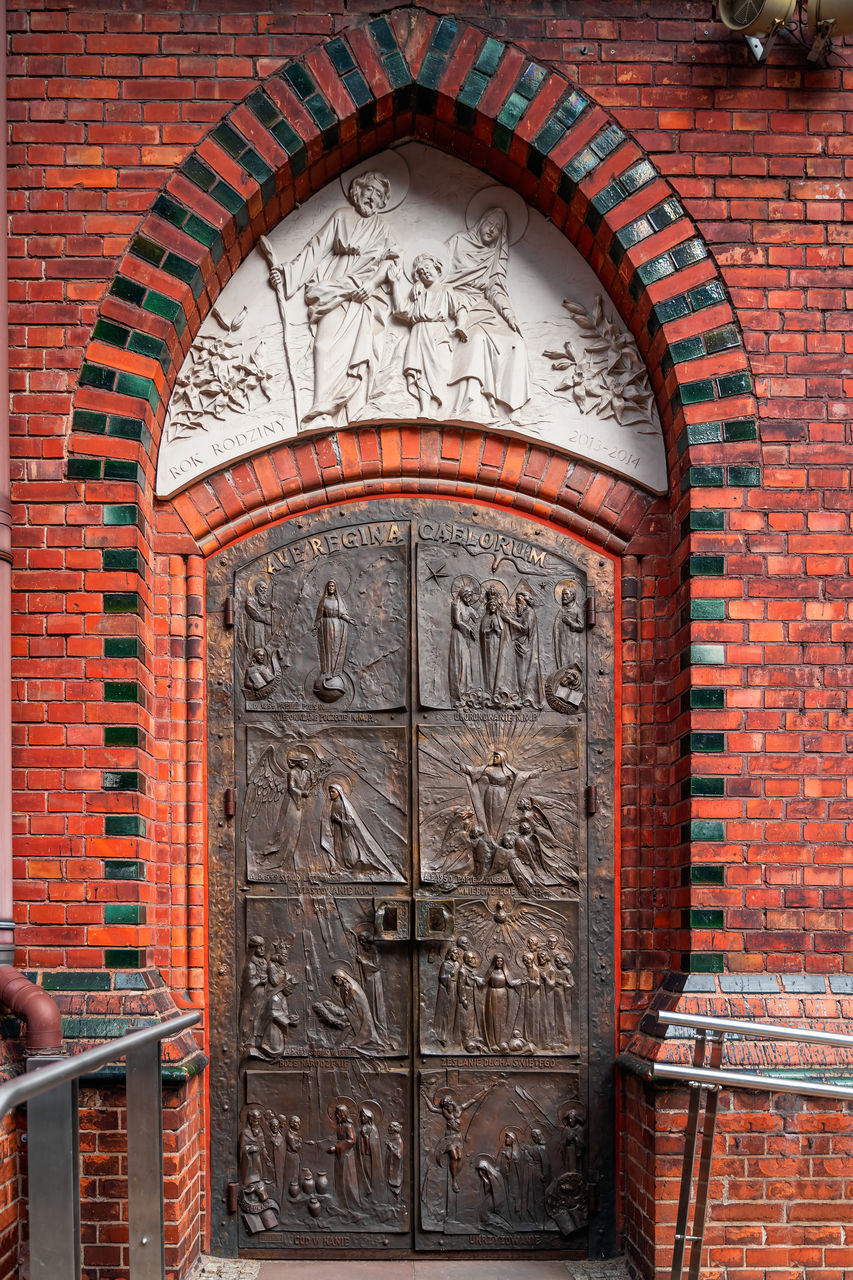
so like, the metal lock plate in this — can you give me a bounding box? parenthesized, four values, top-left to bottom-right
(415, 898, 455, 941)
(373, 898, 410, 941)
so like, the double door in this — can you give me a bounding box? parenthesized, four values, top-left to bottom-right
(206, 497, 615, 1257)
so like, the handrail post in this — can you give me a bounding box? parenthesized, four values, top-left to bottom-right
(26, 1063, 81, 1280)
(126, 1039, 166, 1280)
(670, 1030, 706, 1280)
(687, 1031, 723, 1280)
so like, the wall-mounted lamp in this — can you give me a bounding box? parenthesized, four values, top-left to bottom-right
(718, 0, 853, 61)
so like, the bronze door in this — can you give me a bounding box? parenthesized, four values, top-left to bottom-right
(207, 498, 615, 1258)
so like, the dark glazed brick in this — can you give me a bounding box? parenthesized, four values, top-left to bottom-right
(73, 409, 107, 433)
(691, 908, 725, 928)
(111, 275, 147, 307)
(103, 548, 139, 572)
(621, 159, 656, 193)
(105, 860, 146, 881)
(691, 864, 725, 884)
(685, 422, 721, 445)
(691, 731, 725, 752)
(690, 954, 724, 974)
(431, 17, 457, 54)
(705, 324, 741, 354)
(283, 63, 315, 100)
(42, 972, 111, 992)
(80, 363, 116, 392)
(727, 465, 761, 486)
(654, 294, 690, 325)
(724, 418, 758, 442)
(688, 466, 724, 487)
(153, 194, 188, 229)
(671, 239, 707, 269)
(717, 371, 752, 397)
(690, 690, 724, 711)
(104, 681, 140, 703)
(690, 821, 725, 842)
(114, 972, 148, 990)
(143, 290, 181, 322)
(590, 124, 625, 158)
(670, 336, 705, 364)
(130, 235, 166, 267)
(368, 17, 396, 55)
(104, 726, 139, 747)
(212, 122, 245, 158)
(105, 904, 143, 925)
(690, 280, 725, 310)
(103, 592, 140, 614)
(679, 379, 716, 405)
(104, 638, 138, 659)
(93, 318, 130, 348)
(475, 37, 504, 75)
(182, 155, 216, 192)
(68, 457, 101, 480)
(103, 771, 140, 791)
(106, 950, 144, 969)
(106, 815, 146, 837)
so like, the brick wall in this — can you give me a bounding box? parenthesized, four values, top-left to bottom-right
(7, 1, 853, 1276)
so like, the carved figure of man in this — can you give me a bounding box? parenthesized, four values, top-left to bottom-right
(553, 951, 575, 1047)
(448, 582, 480, 706)
(553, 584, 584, 670)
(239, 1109, 268, 1189)
(240, 936, 269, 1051)
(434, 946, 460, 1045)
(525, 1128, 550, 1223)
(263, 752, 314, 867)
(561, 1106, 586, 1174)
(244, 646, 282, 699)
(455, 950, 486, 1052)
(422, 1084, 490, 1193)
(497, 589, 543, 708)
(273, 171, 400, 426)
(245, 580, 273, 653)
(327, 1104, 360, 1213)
(356, 1106, 384, 1201)
(468, 825, 495, 881)
(330, 968, 385, 1050)
(392, 250, 468, 415)
(385, 1121, 404, 1199)
(283, 1115, 302, 1191)
(259, 937, 299, 1058)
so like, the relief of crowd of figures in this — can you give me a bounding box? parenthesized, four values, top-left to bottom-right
(228, 510, 594, 1247)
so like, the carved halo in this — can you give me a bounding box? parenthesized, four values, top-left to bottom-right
(451, 573, 481, 603)
(339, 150, 410, 212)
(554, 577, 580, 604)
(479, 578, 509, 607)
(466, 185, 529, 245)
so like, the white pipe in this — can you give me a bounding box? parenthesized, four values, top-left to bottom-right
(0, 0, 13, 966)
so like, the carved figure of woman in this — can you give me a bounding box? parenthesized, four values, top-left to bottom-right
(434, 946, 460, 1045)
(497, 590, 543, 708)
(448, 584, 480, 705)
(275, 171, 400, 426)
(482, 953, 520, 1052)
(356, 931, 390, 1044)
(476, 1158, 513, 1231)
(553, 952, 575, 1048)
(497, 1130, 524, 1218)
(553, 584, 584, 670)
(479, 587, 504, 697)
(259, 938, 299, 1058)
(511, 950, 541, 1051)
(327, 1104, 360, 1212)
(321, 785, 399, 879)
(356, 1107, 384, 1201)
(525, 1128, 550, 1224)
(463, 750, 520, 840)
(538, 950, 557, 1049)
(330, 968, 385, 1050)
(442, 207, 531, 419)
(266, 1113, 286, 1203)
(314, 580, 353, 677)
(284, 1115, 303, 1191)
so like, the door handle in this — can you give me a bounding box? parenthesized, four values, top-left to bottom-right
(372, 898, 410, 941)
(415, 898, 455, 941)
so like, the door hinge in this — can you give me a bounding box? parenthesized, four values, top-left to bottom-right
(226, 1182, 239, 1213)
(224, 787, 236, 819)
(585, 593, 596, 627)
(223, 596, 235, 628)
(585, 784, 598, 816)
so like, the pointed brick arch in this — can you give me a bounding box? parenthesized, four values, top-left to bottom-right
(66, 7, 756, 552)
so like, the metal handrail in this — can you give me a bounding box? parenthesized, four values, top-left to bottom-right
(7, 1008, 201, 1280)
(0, 1009, 200, 1119)
(648, 1008, 853, 1280)
(656, 1007, 853, 1049)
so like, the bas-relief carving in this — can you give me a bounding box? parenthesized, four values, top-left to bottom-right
(418, 1071, 587, 1238)
(156, 142, 667, 498)
(415, 535, 587, 714)
(239, 1068, 410, 1236)
(237, 520, 408, 712)
(417, 724, 580, 892)
(419, 896, 579, 1056)
(241, 896, 407, 1057)
(242, 727, 407, 883)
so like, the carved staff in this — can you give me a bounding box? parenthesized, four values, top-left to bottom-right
(258, 233, 301, 430)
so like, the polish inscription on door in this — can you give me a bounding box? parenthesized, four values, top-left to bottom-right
(207, 498, 615, 1257)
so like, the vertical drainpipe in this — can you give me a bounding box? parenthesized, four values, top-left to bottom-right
(0, 0, 15, 967)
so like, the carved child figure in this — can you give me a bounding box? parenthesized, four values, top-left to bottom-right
(392, 252, 467, 416)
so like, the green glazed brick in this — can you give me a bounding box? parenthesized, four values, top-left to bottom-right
(326, 36, 356, 73)
(130, 234, 166, 267)
(142, 290, 181, 322)
(475, 37, 504, 75)
(688, 643, 725, 665)
(727, 465, 761, 487)
(67, 457, 102, 480)
(105, 860, 146, 881)
(110, 275, 147, 307)
(103, 593, 140, 614)
(686, 422, 721, 446)
(73, 408, 108, 434)
(103, 459, 142, 484)
(152, 194, 188, 229)
(691, 820, 725, 842)
(210, 179, 244, 216)
(671, 239, 707, 269)
(688, 776, 725, 797)
(93, 318, 130, 349)
(692, 865, 725, 885)
(689, 952, 724, 974)
(369, 16, 396, 54)
(689, 280, 725, 311)
(80, 363, 117, 392)
(105, 814, 145, 837)
(103, 548, 139, 573)
(107, 415, 145, 442)
(103, 771, 140, 791)
(42, 972, 111, 992)
(304, 94, 337, 133)
(691, 730, 725, 752)
(689, 556, 725, 577)
(431, 17, 457, 54)
(705, 324, 741, 355)
(717, 370, 752, 397)
(691, 600, 725, 621)
(690, 689, 725, 710)
(271, 119, 303, 156)
(104, 725, 139, 747)
(105, 904, 143, 925)
(182, 156, 216, 192)
(105, 949, 144, 970)
(680, 378, 716, 405)
(162, 252, 199, 286)
(248, 88, 281, 128)
(654, 294, 690, 325)
(723, 418, 757, 442)
(637, 253, 675, 285)
(212, 121, 246, 158)
(115, 371, 159, 408)
(689, 510, 725, 531)
(419, 50, 446, 91)
(104, 504, 139, 527)
(691, 908, 725, 929)
(689, 466, 724, 488)
(104, 681, 139, 703)
(343, 69, 372, 110)
(284, 63, 315, 100)
(104, 637, 139, 659)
